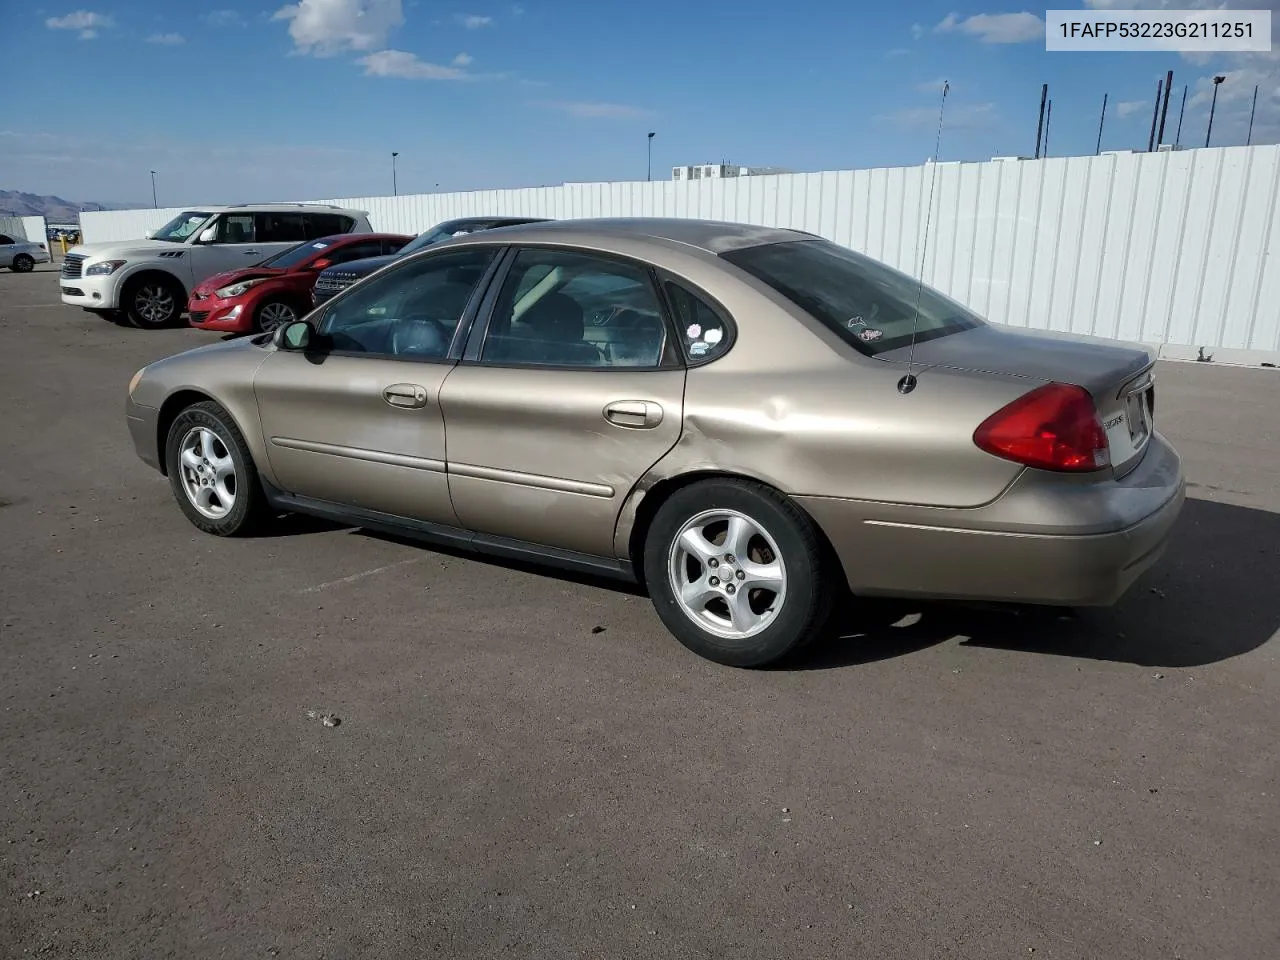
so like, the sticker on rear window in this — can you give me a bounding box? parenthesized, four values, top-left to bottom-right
(704, 327, 723, 344)
(310, 242, 329, 249)
(858, 328, 884, 342)
(686, 323, 702, 339)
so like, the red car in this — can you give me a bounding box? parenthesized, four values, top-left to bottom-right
(187, 233, 412, 334)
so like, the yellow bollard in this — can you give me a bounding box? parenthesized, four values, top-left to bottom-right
(59, 236, 67, 255)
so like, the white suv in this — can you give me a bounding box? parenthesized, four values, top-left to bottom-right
(60, 204, 373, 328)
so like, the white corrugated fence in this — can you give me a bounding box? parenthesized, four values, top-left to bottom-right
(77, 146, 1280, 359)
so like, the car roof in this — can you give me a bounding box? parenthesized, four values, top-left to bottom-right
(435, 216, 552, 230)
(183, 203, 370, 216)
(470, 217, 815, 254)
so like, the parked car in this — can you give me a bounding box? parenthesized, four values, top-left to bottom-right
(311, 216, 550, 305)
(60, 203, 373, 329)
(124, 218, 1185, 668)
(0, 234, 50, 273)
(188, 233, 413, 334)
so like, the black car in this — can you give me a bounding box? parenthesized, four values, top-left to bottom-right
(311, 216, 550, 305)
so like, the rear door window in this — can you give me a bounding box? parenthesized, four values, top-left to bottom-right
(255, 213, 308, 243)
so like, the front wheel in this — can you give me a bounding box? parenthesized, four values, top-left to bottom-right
(643, 479, 834, 668)
(11, 254, 35, 273)
(254, 299, 299, 334)
(124, 276, 183, 329)
(164, 401, 268, 536)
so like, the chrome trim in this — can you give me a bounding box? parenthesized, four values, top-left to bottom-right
(448, 461, 615, 498)
(269, 436, 445, 473)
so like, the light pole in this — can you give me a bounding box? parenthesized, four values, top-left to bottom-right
(647, 131, 655, 181)
(1247, 84, 1258, 146)
(391, 152, 399, 196)
(1096, 93, 1108, 155)
(149, 170, 157, 208)
(1205, 75, 1226, 148)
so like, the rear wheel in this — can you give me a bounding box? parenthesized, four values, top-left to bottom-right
(11, 254, 34, 273)
(124, 275, 183, 329)
(254, 299, 299, 334)
(643, 479, 833, 667)
(164, 401, 268, 537)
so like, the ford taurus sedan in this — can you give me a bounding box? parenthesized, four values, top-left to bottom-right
(125, 218, 1185, 667)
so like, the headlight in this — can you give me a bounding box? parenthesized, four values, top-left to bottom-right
(128, 367, 146, 397)
(86, 259, 127, 276)
(215, 277, 268, 299)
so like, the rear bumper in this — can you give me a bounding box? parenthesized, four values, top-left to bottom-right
(798, 433, 1186, 607)
(126, 397, 162, 473)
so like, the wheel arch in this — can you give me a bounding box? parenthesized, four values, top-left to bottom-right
(155, 389, 243, 476)
(121, 267, 188, 306)
(618, 468, 847, 591)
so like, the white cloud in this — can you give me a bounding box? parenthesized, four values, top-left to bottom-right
(205, 9, 248, 27)
(911, 23, 925, 40)
(457, 13, 493, 28)
(452, 51, 473, 66)
(359, 49, 468, 79)
(145, 33, 186, 46)
(274, 0, 404, 55)
(45, 11, 113, 39)
(877, 101, 997, 131)
(1114, 99, 1148, 119)
(537, 100, 654, 119)
(935, 11, 1044, 43)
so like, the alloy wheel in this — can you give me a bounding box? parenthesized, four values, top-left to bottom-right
(178, 426, 236, 520)
(667, 508, 787, 640)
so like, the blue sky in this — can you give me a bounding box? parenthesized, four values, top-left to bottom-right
(1, 1, 1277, 207)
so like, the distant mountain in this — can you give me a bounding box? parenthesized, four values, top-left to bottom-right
(0, 190, 139, 223)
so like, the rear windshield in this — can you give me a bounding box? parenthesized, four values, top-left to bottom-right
(721, 239, 983, 355)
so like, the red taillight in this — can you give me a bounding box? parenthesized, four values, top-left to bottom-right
(312, 258, 332, 270)
(974, 382, 1110, 472)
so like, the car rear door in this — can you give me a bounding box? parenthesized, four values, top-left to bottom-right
(438, 245, 686, 560)
(252, 245, 502, 524)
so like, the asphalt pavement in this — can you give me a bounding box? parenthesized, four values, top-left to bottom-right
(1, 265, 1277, 959)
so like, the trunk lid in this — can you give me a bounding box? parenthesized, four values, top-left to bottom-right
(882, 324, 1158, 475)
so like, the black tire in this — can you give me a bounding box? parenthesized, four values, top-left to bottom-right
(123, 274, 183, 329)
(253, 298, 300, 334)
(164, 401, 269, 537)
(11, 254, 35, 273)
(643, 479, 833, 668)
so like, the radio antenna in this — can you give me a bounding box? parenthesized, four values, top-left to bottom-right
(899, 79, 950, 396)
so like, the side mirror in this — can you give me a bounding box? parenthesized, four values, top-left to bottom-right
(276, 319, 315, 351)
(198, 227, 217, 244)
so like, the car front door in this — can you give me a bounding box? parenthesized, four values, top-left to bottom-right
(252, 245, 502, 524)
(439, 246, 686, 559)
(186, 213, 266, 284)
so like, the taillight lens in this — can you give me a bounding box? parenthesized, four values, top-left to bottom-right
(974, 382, 1110, 472)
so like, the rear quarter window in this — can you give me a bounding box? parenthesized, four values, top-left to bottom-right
(664, 281, 734, 364)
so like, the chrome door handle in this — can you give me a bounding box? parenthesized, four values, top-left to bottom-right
(383, 383, 428, 409)
(604, 400, 663, 429)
